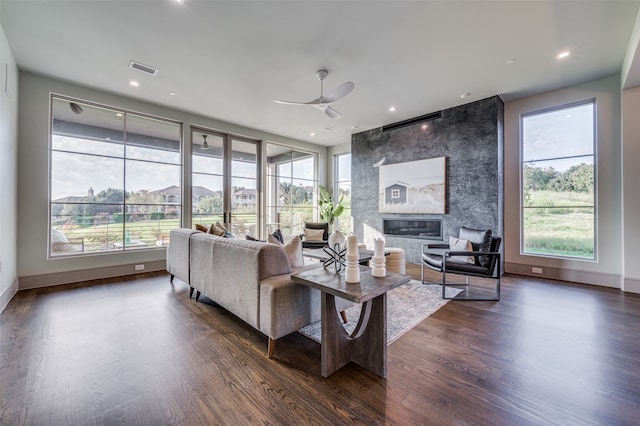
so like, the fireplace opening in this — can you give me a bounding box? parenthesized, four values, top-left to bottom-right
(383, 218, 442, 239)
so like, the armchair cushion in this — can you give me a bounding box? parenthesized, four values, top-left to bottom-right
(303, 228, 325, 241)
(301, 222, 329, 249)
(459, 227, 492, 267)
(303, 222, 329, 240)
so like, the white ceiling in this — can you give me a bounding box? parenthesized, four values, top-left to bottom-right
(2, 0, 640, 146)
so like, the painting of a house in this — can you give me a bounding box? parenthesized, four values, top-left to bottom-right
(385, 183, 408, 204)
(379, 157, 446, 214)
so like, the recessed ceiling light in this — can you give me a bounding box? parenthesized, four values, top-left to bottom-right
(389, 106, 396, 112)
(169, 91, 176, 96)
(175, 0, 184, 3)
(506, 58, 516, 64)
(556, 50, 571, 60)
(309, 132, 315, 136)
(129, 80, 140, 87)
(460, 92, 471, 99)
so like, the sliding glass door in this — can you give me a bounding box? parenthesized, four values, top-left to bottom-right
(191, 128, 259, 238)
(265, 144, 317, 238)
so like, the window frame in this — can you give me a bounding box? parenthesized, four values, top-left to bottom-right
(519, 98, 597, 261)
(48, 94, 183, 258)
(333, 152, 352, 234)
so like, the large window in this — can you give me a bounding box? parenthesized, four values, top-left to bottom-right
(50, 96, 182, 256)
(521, 100, 595, 259)
(265, 144, 317, 238)
(334, 153, 352, 234)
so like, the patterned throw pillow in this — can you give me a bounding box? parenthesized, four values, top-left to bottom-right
(245, 235, 265, 242)
(272, 228, 284, 244)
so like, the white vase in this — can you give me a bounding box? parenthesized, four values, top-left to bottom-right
(328, 230, 345, 249)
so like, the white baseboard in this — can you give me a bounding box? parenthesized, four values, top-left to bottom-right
(18, 260, 167, 290)
(505, 262, 621, 290)
(0, 277, 19, 314)
(623, 277, 640, 294)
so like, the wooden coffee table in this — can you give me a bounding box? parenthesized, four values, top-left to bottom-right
(291, 264, 410, 378)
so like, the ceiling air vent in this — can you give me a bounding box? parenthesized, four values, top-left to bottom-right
(129, 60, 159, 76)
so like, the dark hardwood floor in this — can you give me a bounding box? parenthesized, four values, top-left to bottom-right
(2, 265, 640, 425)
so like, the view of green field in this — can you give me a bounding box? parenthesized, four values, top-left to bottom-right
(523, 190, 594, 258)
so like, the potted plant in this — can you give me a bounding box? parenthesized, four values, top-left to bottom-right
(318, 184, 346, 226)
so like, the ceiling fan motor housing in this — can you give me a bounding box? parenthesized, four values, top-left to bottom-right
(316, 69, 328, 80)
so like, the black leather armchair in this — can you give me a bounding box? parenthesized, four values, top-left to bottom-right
(422, 227, 501, 301)
(301, 222, 329, 249)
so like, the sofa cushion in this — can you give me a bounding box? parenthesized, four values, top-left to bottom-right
(268, 234, 304, 268)
(194, 224, 209, 233)
(208, 223, 225, 236)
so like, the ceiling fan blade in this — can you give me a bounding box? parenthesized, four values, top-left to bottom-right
(274, 97, 321, 106)
(273, 99, 308, 106)
(325, 106, 342, 119)
(322, 82, 354, 104)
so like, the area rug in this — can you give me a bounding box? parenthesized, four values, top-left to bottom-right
(298, 281, 462, 345)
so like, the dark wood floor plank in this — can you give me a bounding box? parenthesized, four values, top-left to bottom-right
(2, 266, 640, 425)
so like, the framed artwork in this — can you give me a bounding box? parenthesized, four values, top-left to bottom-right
(379, 157, 446, 214)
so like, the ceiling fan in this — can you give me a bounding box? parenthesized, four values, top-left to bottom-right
(274, 70, 354, 119)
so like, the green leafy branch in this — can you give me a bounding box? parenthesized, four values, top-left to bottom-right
(318, 185, 345, 225)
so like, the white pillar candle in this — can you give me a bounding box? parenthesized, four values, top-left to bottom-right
(346, 234, 358, 255)
(374, 238, 384, 258)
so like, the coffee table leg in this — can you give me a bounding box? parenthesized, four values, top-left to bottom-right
(320, 292, 388, 378)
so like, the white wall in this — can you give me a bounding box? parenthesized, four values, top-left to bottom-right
(17, 71, 326, 288)
(621, 86, 640, 292)
(0, 20, 19, 312)
(504, 75, 624, 289)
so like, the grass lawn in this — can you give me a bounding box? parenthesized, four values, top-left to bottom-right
(523, 190, 594, 258)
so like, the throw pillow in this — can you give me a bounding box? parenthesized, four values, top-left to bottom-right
(223, 231, 235, 238)
(194, 224, 209, 233)
(207, 223, 225, 236)
(215, 221, 227, 231)
(272, 228, 284, 244)
(448, 236, 475, 264)
(268, 234, 304, 268)
(304, 228, 325, 241)
(245, 235, 265, 242)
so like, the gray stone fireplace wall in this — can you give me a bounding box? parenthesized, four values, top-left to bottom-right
(351, 96, 504, 264)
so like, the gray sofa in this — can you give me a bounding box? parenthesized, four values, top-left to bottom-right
(166, 228, 350, 358)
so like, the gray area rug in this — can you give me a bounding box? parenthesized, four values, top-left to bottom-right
(298, 281, 462, 345)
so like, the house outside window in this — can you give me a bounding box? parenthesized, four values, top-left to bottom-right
(521, 100, 595, 259)
(50, 96, 182, 256)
